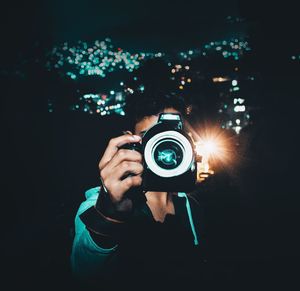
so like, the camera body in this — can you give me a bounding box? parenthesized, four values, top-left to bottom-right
(121, 113, 197, 192)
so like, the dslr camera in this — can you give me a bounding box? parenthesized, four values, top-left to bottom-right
(120, 113, 197, 192)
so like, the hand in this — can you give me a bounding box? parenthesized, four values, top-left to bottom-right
(98, 133, 143, 213)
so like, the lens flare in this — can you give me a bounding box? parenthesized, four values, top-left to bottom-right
(197, 139, 220, 158)
(186, 122, 235, 183)
(195, 137, 226, 161)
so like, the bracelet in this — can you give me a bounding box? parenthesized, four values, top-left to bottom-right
(96, 184, 134, 222)
(94, 205, 125, 224)
(100, 176, 109, 194)
(79, 205, 127, 238)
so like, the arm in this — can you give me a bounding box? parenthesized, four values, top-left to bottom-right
(70, 187, 118, 278)
(71, 133, 143, 278)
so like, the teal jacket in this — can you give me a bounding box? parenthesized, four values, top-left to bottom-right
(71, 186, 202, 278)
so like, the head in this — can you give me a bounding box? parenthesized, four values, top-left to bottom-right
(124, 90, 190, 136)
(123, 58, 192, 135)
(123, 91, 197, 194)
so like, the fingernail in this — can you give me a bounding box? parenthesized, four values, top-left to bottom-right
(132, 135, 141, 141)
(123, 130, 132, 135)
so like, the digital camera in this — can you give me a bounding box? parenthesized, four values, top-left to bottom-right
(120, 113, 197, 192)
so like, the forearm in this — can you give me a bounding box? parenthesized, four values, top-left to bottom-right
(71, 226, 118, 277)
(70, 187, 120, 277)
(71, 184, 140, 277)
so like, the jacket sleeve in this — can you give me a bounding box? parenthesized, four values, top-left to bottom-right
(70, 187, 119, 278)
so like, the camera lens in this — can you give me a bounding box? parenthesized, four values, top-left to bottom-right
(144, 130, 194, 178)
(153, 139, 184, 170)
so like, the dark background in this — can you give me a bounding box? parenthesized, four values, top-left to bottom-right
(1, 1, 299, 290)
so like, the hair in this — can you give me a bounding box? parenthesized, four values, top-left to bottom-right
(124, 90, 188, 129)
(123, 59, 190, 129)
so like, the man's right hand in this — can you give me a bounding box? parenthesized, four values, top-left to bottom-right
(98, 133, 143, 213)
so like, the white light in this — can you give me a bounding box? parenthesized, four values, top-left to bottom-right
(159, 114, 180, 121)
(234, 126, 242, 134)
(232, 80, 238, 86)
(195, 134, 227, 164)
(234, 105, 246, 112)
(236, 119, 241, 125)
(202, 140, 218, 155)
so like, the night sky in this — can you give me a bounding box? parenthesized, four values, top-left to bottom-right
(2, 1, 299, 64)
(45, 0, 241, 49)
(3, 0, 240, 48)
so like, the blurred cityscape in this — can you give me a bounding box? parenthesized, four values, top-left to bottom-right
(45, 34, 252, 134)
(1, 10, 299, 138)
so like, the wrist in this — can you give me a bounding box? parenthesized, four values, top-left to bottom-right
(96, 185, 133, 222)
(79, 204, 126, 239)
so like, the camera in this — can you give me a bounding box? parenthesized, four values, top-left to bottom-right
(120, 113, 197, 192)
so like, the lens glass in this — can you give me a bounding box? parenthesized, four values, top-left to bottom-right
(153, 139, 184, 170)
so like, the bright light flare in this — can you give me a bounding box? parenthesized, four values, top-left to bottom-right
(196, 139, 222, 159)
(195, 135, 230, 165)
(186, 122, 235, 183)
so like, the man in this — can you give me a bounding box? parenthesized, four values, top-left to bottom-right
(70, 89, 209, 290)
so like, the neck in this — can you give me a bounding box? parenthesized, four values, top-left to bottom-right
(145, 192, 175, 222)
(145, 192, 170, 204)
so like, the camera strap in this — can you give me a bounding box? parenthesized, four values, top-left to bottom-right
(177, 192, 199, 246)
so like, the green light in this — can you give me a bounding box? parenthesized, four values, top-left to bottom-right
(158, 150, 177, 166)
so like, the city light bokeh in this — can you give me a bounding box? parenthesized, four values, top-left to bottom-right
(45, 34, 254, 135)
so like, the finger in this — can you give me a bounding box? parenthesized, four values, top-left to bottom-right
(99, 134, 141, 169)
(108, 149, 142, 169)
(104, 174, 142, 202)
(113, 161, 144, 181)
(119, 175, 143, 193)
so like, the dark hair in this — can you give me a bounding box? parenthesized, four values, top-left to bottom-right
(123, 59, 189, 129)
(124, 89, 188, 129)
